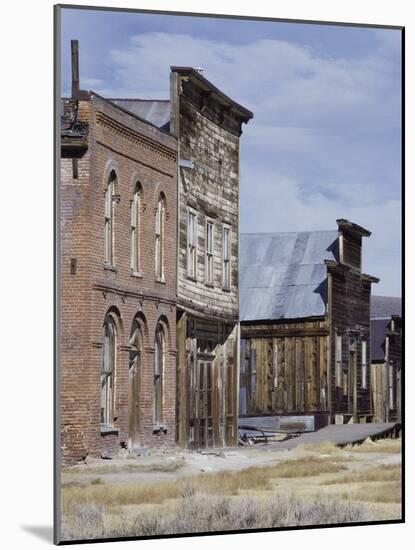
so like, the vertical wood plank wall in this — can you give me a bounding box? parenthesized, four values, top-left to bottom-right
(240, 320, 329, 415)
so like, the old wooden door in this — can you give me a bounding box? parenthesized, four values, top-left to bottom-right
(194, 359, 213, 448)
(128, 322, 141, 450)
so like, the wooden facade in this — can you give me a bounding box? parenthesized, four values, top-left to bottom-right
(171, 67, 253, 448)
(240, 220, 379, 426)
(371, 316, 402, 423)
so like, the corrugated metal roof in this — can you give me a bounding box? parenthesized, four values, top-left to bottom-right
(371, 295, 402, 319)
(371, 318, 389, 362)
(240, 231, 339, 322)
(109, 99, 171, 130)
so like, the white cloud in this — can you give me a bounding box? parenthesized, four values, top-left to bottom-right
(100, 29, 401, 295)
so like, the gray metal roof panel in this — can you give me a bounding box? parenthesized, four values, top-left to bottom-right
(109, 99, 171, 129)
(371, 296, 402, 319)
(240, 231, 338, 322)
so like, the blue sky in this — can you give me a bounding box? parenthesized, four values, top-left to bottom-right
(61, 8, 402, 297)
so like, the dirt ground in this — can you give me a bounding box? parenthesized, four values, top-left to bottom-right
(60, 437, 402, 541)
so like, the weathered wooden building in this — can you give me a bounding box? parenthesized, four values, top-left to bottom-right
(60, 42, 178, 464)
(170, 67, 253, 448)
(239, 219, 379, 429)
(371, 313, 402, 423)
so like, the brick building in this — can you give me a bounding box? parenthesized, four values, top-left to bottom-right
(60, 48, 177, 463)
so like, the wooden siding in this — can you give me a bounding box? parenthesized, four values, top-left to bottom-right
(240, 320, 329, 416)
(176, 316, 238, 448)
(329, 267, 372, 420)
(371, 320, 402, 423)
(341, 230, 362, 271)
(172, 75, 241, 322)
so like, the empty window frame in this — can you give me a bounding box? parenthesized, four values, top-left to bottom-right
(187, 210, 197, 278)
(155, 195, 166, 280)
(130, 185, 141, 272)
(153, 324, 164, 426)
(101, 316, 116, 426)
(361, 340, 367, 389)
(222, 225, 231, 289)
(205, 220, 214, 284)
(335, 333, 342, 387)
(104, 172, 117, 265)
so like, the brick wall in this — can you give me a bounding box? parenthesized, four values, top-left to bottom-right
(60, 95, 178, 464)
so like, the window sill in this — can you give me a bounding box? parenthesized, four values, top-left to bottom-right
(186, 275, 197, 282)
(221, 287, 231, 293)
(104, 263, 118, 273)
(100, 425, 119, 436)
(131, 270, 143, 278)
(155, 277, 166, 284)
(205, 282, 214, 288)
(153, 425, 167, 434)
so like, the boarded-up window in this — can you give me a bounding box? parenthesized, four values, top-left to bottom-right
(187, 210, 197, 278)
(131, 185, 141, 272)
(155, 195, 165, 280)
(205, 221, 214, 284)
(361, 340, 367, 389)
(104, 172, 116, 265)
(101, 317, 116, 426)
(335, 334, 342, 387)
(153, 324, 164, 425)
(223, 226, 231, 289)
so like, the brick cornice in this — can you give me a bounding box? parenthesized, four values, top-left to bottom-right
(96, 111, 177, 162)
(93, 279, 176, 308)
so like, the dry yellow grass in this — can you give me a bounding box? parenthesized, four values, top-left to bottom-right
(344, 482, 401, 504)
(62, 456, 347, 513)
(322, 464, 401, 485)
(344, 437, 401, 454)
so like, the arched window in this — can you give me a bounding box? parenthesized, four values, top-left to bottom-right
(104, 172, 117, 265)
(101, 316, 116, 426)
(131, 184, 141, 273)
(153, 323, 164, 425)
(155, 194, 166, 281)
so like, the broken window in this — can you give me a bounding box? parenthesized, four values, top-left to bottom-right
(187, 210, 197, 278)
(104, 171, 117, 265)
(335, 333, 342, 387)
(153, 323, 164, 426)
(205, 220, 214, 284)
(223, 226, 231, 289)
(131, 184, 141, 273)
(361, 340, 367, 389)
(155, 194, 166, 281)
(101, 316, 116, 426)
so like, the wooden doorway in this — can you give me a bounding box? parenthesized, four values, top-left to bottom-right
(192, 358, 214, 448)
(128, 321, 142, 450)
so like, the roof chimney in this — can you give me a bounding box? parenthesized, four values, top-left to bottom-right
(71, 39, 80, 98)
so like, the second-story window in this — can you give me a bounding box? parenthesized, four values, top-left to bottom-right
(155, 194, 165, 281)
(222, 226, 231, 289)
(104, 172, 117, 265)
(130, 184, 141, 273)
(187, 210, 197, 278)
(205, 221, 214, 285)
